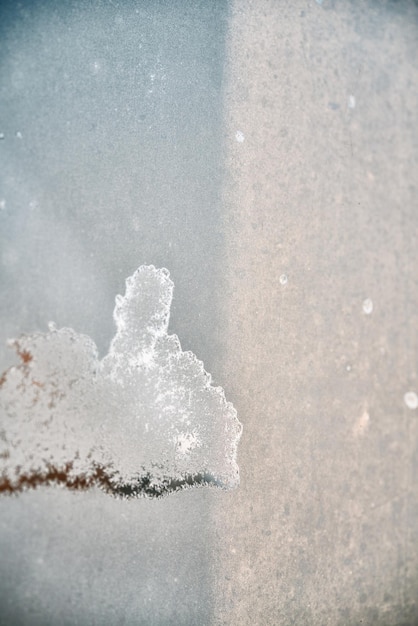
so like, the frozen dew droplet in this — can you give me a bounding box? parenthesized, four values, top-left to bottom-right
(404, 391, 418, 410)
(348, 95, 356, 109)
(0, 266, 242, 498)
(0, 132, 5, 140)
(362, 298, 373, 315)
(0, 199, 5, 211)
(235, 130, 245, 143)
(279, 274, 288, 286)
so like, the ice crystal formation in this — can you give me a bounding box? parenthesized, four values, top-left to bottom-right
(0, 266, 242, 497)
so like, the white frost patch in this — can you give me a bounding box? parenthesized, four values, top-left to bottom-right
(348, 95, 356, 109)
(404, 391, 418, 410)
(362, 298, 373, 315)
(0, 265, 242, 497)
(174, 431, 201, 458)
(235, 130, 245, 143)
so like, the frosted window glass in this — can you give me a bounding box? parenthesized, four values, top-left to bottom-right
(0, 266, 242, 497)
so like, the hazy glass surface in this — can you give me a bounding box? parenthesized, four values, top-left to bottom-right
(1, 1, 418, 624)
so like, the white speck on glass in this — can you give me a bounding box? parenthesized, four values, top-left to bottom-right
(235, 130, 245, 143)
(348, 95, 356, 109)
(362, 298, 373, 315)
(404, 392, 418, 410)
(279, 274, 288, 286)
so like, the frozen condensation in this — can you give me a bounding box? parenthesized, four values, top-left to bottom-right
(235, 130, 245, 143)
(404, 391, 418, 410)
(279, 274, 288, 286)
(362, 298, 373, 315)
(0, 266, 242, 497)
(348, 94, 356, 109)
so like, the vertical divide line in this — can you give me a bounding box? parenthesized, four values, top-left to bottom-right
(212, 1, 261, 622)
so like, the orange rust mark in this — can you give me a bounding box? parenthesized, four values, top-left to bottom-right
(0, 462, 115, 495)
(18, 349, 33, 364)
(0, 463, 206, 498)
(0, 343, 33, 389)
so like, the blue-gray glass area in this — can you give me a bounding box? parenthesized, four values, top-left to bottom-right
(0, 1, 229, 624)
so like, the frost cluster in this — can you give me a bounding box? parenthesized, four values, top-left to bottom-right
(0, 266, 242, 497)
